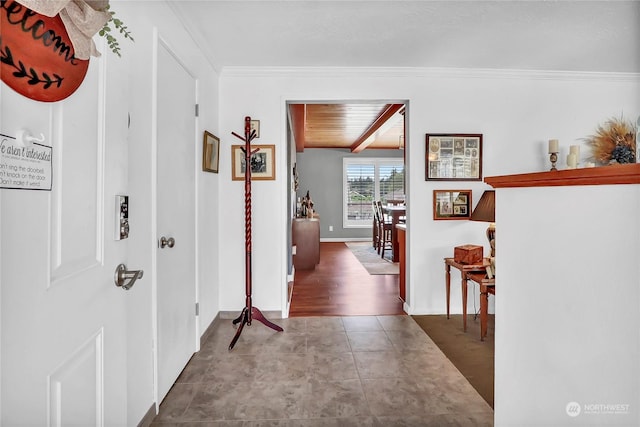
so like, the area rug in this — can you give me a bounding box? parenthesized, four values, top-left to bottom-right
(345, 241, 399, 275)
(412, 314, 494, 408)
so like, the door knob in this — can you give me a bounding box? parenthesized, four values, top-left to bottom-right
(159, 236, 175, 248)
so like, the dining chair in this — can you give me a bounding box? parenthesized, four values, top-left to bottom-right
(371, 201, 379, 251)
(375, 201, 393, 258)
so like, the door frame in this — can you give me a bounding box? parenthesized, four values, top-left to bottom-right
(284, 99, 411, 314)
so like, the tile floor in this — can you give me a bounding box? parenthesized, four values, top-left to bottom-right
(151, 315, 493, 426)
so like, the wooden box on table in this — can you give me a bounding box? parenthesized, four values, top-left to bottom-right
(454, 244, 483, 265)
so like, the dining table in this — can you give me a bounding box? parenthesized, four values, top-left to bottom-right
(382, 204, 406, 262)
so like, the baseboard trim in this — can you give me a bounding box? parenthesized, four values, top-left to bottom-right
(137, 403, 156, 427)
(403, 301, 412, 315)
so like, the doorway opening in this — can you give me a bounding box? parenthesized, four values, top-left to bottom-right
(285, 100, 409, 316)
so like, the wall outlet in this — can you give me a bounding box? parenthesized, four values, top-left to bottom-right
(329, 225, 333, 232)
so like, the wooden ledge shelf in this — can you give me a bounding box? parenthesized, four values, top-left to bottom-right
(485, 163, 640, 188)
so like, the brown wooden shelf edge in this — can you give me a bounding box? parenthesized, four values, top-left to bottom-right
(485, 163, 640, 188)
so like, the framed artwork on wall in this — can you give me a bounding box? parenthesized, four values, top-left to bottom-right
(426, 133, 483, 180)
(433, 189, 472, 220)
(202, 131, 220, 173)
(231, 144, 276, 181)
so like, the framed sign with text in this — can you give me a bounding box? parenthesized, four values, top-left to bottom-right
(0, 133, 52, 191)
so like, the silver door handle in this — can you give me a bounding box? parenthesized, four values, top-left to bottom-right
(114, 264, 144, 290)
(159, 236, 175, 249)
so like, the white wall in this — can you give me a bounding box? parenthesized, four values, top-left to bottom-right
(495, 183, 640, 426)
(218, 67, 639, 315)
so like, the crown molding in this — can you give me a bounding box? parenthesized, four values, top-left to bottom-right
(220, 66, 640, 82)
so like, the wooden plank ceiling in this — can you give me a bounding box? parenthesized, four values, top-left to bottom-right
(289, 103, 405, 152)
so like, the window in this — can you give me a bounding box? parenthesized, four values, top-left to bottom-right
(343, 158, 405, 227)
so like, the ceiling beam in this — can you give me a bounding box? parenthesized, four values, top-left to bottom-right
(289, 104, 306, 153)
(350, 104, 404, 153)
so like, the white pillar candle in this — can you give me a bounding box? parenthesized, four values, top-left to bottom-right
(569, 145, 580, 157)
(567, 153, 577, 169)
(548, 139, 559, 153)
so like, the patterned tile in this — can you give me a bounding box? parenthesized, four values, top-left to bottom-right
(301, 379, 371, 418)
(306, 331, 351, 353)
(306, 317, 345, 332)
(151, 316, 493, 426)
(346, 331, 394, 352)
(341, 316, 383, 332)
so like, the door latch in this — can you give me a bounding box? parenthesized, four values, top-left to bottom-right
(114, 264, 143, 290)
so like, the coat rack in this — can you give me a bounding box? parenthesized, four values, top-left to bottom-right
(229, 116, 283, 350)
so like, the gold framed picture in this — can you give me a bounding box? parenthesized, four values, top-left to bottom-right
(202, 131, 220, 173)
(231, 144, 275, 181)
(433, 189, 472, 220)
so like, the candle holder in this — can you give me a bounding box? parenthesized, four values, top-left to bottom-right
(549, 152, 558, 171)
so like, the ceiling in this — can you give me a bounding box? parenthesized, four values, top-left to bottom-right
(169, 1, 640, 150)
(169, 1, 639, 73)
(288, 103, 405, 151)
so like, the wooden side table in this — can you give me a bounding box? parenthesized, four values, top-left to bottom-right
(466, 272, 495, 341)
(444, 257, 490, 332)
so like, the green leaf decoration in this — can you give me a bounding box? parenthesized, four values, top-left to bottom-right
(99, 5, 134, 56)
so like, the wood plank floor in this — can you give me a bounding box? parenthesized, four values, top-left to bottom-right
(289, 242, 406, 317)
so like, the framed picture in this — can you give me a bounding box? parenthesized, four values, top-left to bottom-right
(426, 133, 482, 180)
(202, 131, 220, 173)
(250, 120, 260, 138)
(231, 144, 275, 181)
(433, 189, 472, 220)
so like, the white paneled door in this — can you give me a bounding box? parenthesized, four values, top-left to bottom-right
(155, 39, 197, 404)
(0, 54, 129, 425)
